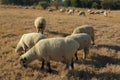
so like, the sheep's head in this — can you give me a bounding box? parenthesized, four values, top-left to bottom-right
(20, 57, 27, 68)
(15, 46, 23, 55)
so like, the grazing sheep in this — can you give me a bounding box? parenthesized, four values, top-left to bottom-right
(94, 11, 101, 14)
(72, 25, 95, 45)
(48, 8, 53, 12)
(34, 17, 46, 34)
(15, 33, 47, 54)
(20, 37, 79, 73)
(87, 9, 92, 13)
(60, 8, 65, 12)
(66, 33, 91, 60)
(68, 9, 74, 14)
(100, 10, 104, 13)
(78, 11, 86, 16)
(89, 11, 95, 14)
(104, 10, 108, 17)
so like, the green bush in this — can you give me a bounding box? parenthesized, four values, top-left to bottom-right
(63, 0, 71, 7)
(92, 2, 99, 9)
(38, 1, 48, 9)
(71, 0, 80, 7)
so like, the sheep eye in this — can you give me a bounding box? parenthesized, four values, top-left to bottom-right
(24, 58, 27, 61)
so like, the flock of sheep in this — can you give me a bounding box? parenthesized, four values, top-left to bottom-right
(15, 16, 95, 73)
(48, 8, 110, 17)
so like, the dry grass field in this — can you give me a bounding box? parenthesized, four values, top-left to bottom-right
(0, 6, 120, 80)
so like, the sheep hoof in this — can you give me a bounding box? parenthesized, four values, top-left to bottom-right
(40, 66, 44, 70)
(47, 69, 52, 73)
(22, 65, 27, 68)
(75, 58, 78, 61)
(92, 43, 95, 45)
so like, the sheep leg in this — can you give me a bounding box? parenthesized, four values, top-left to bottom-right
(75, 51, 78, 60)
(47, 62, 52, 73)
(40, 59, 45, 70)
(70, 58, 74, 69)
(22, 44, 27, 53)
(91, 36, 95, 45)
(65, 59, 69, 70)
(83, 48, 89, 59)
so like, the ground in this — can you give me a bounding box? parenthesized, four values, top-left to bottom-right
(0, 6, 120, 80)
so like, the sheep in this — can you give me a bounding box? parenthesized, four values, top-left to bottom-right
(34, 17, 46, 34)
(60, 8, 66, 12)
(78, 11, 86, 16)
(100, 10, 104, 13)
(87, 9, 94, 14)
(94, 11, 101, 14)
(68, 9, 74, 14)
(104, 10, 108, 17)
(66, 33, 91, 60)
(72, 25, 95, 45)
(87, 9, 92, 13)
(15, 33, 47, 54)
(48, 8, 54, 12)
(20, 37, 79, 73)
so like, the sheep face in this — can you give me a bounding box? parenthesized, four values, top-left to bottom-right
(20, 57, 28, 68)
(15, 46, 23, 54)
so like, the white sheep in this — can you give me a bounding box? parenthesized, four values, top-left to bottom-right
(104, 10, 108, 17)
(72, 25, 95, 45)
(78, 11, 86, 16)
(15, 33, 47, 54)
(20, 37, 79, 73)
(68, 9, 74, 14)
(34, 17, 46, 34)
(60, 8, 66, 12)
(66, 33, 91, 60)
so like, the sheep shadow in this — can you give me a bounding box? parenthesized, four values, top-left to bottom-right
(46, 30, 70, 37)
(28, 65, 59, 75)
(90, 54, 120, 68)
(67, 70, 120, 80)
(94, 44, 120, 52)
(75, 54, 120, 68)
(67, 70, 95, 80)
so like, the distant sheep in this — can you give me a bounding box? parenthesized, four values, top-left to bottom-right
(48, 8, 54, 12)
(34, 17, 46, 34)
(104, 10, 108, 17)
(66, 33, 91, 60)
(78, 11, 86, 16)
(20, 37, 79, 73)
(60, 8, 65, 12)
(15, 33, 47, 54)
(72, 25, 95, 45)
(68, 9, 74, 14)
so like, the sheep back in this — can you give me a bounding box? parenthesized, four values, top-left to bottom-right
(35, 38, 79, 62)
(66, 33, 91, 50)
(16, 33, 46, 53)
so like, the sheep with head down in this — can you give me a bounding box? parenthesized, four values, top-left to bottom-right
(20, 37, 79, 73)
(72, 25, 95, 45)
(66, 33, 91, 60)
(15, 32, 47, 55)
(34, 17, 46, 34)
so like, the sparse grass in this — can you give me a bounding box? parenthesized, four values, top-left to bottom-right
(0, 6, 120, 80)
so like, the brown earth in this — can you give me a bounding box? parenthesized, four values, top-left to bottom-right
(0, 6, 120, 80)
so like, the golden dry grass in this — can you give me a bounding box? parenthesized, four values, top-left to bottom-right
(0, 6, 120, 80)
